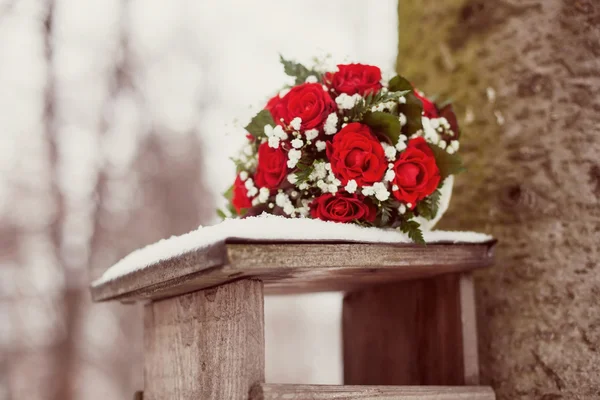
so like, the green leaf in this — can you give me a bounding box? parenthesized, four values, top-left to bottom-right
(387, 76, 424, 135)
(388, 75, 413, 92)
(363, 111, 401, 143)
(416, 189, 441, 220)
(223, 184, 234, 201)
(399, 219, 425, 244)
(245, 109, 275, 139)
(279, 55, 321, 85)
(428, 144, 466, 180)
(398, 92, 423, 136)
(216, 208, 228, 220)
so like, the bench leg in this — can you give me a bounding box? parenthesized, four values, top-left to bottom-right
(143, 279, 265, 400)
(342, 273, 479, 385)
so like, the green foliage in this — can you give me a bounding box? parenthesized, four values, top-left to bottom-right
(363, 111, 402, 144)
(245, 109, 275, 139)
(388, 75, 413, 92)
(347, 89, 411, 121)
(378, 201, 394, 226)
(230, 157, 247, 173)
(293, 157, 316, 184)
(388, 75, 424, 135)
(223, 184, 234, 201)
(429, 144, 466, 180)
(398, 92, 423, 136)
(399, 218, 425, 244)
(415, 189, 441, 220)
(216, 208, 228, 220)
(279, 55, 322, 85)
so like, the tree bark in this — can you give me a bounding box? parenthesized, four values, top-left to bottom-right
(397, 0, 600, 398)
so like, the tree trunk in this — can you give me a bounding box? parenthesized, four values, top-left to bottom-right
(397, 0, 600, 398)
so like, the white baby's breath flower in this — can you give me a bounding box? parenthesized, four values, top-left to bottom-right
(273, 125, 288, 140)
(335, 93, 362, 110)
(258, 187, 270, 203)
(268, 136, 280, 149)
(450, 140, 460, 151)
(283, 203, 295, 215)
(287, 173, 298, 184)
(290, 117, 302, 131)
(398, 203, 406, 214)
(373, 182, 390, 201)
(345, 179, 358, 194)
(305, 75, 318, 83)
(392, 185, 399, 191)
(243, 144, 254, 156)
(316, 179, 328, 192)
(315, 140, 327, 152)
(384, 170, 395, 182)
(361, 186, 375, 196)
(398, 113, 407, 127)
(396, 140, 407, 152)
(310, 161, 328, 180)
(305, 129, 319, 141)
(328, 184, 338, 193)
(324, 113, 339, 135)
(287, 149, 302, 168)
(239, 171, 248, 181)
(398, 96, 406, 104)
(275, 192, 289, 207)
(264, 125, 274, 136)
(438, 140, 447, 149)
(447, 146, 456, 154)
(291, 138, 304, 149)
(382, 143, 397, 161)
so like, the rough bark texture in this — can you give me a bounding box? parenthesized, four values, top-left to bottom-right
(398, 1, 600, 399)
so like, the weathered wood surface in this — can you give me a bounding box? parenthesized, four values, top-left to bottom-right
(91, 240, 495, 302)
(144, 279, 264, 400)
(343, 274, 477, 386)
(399, 1, 600, 398)
(250, 383, 496, 400)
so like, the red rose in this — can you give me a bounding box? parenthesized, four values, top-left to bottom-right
(265, 93, 280, 114)
(310, 192, 376, 223)
(327, 122, 387, 186)
(413, 89, 438, 118)
(392, 137, 440, 207)
(268, 83, 336, 131)
(232, 175, 252, 214)
(255, 142, 288, 190)
(324, 64, 383, 95)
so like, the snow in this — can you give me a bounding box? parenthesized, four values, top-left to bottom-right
(94, 214, 493, 285)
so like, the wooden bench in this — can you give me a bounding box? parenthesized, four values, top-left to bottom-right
(91, 240, 496, 400)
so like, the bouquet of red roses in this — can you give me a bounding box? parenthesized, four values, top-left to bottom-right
(220, 57, 464, 243)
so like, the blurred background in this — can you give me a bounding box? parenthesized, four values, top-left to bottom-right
(0, 0, 397, 398)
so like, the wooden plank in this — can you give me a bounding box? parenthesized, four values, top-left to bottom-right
(459, 274, 480, 385)
(250, 383, 495, 400)
(91, 241, 495, 302)
(144, 279, 264, 400)
(343, 274, 472, 386)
